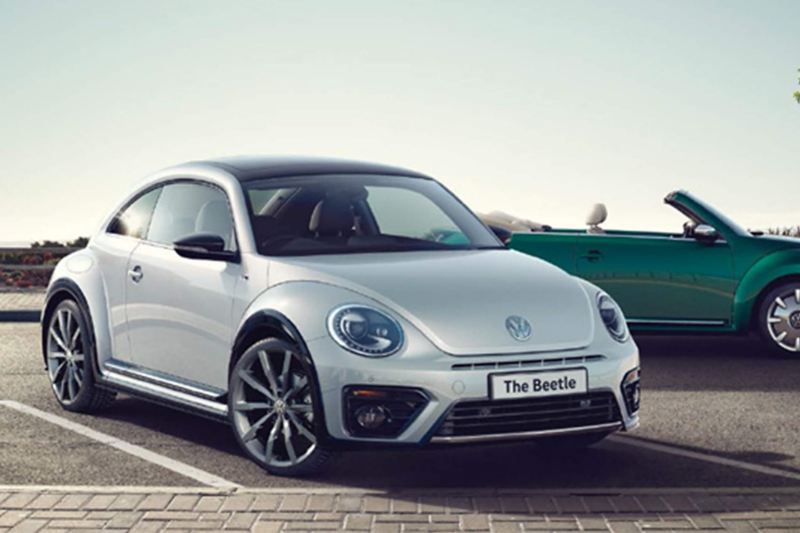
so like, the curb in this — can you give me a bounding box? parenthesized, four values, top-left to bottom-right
(0, 310, 40, 322)
(0, 485, 799, 495)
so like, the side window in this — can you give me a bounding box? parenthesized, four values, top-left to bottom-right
(107, 187, 162, 239)
(146, 182, 236, 251)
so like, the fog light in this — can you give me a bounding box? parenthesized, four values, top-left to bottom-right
(355, 405, 390, 429)
(343, 386, 429, 438)
(621, 368, 641, 415)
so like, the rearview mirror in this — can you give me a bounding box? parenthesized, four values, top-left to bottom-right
(174, 233, 239, 262)
(694, 224, 719, 243)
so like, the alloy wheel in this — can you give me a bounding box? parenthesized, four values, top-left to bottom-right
(230, 341, 318, 469)
(765, 288, 800, 352)
(46, 306, 86, 403)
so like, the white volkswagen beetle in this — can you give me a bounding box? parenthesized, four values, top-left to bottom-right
(42, 156, 640, 476)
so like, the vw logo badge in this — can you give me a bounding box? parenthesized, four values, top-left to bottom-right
(505, 315, 532, 341)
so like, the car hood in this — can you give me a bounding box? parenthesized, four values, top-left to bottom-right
(269, 249, 595, 356)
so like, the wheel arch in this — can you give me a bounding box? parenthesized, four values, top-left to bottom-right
(229, 310, 307, 378)
(41, 279, 102, 378)
(42, 246, 113, 378)
(229, 309, 332, 444)
(748, 274, 800, 330)
(733, 249, 800, 331)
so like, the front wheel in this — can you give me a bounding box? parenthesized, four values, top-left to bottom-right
(757, 282, 800, 356)
(228, 337, 332, 476)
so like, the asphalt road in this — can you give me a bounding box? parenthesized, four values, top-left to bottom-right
(1, 322, 799, 490)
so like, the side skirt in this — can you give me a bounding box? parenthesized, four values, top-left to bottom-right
(627, 318, 735, 334)
(96, 360, 229, 423)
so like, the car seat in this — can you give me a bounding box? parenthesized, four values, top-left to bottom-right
(586, 203, 607, 234)
(196, 200, 234, 249)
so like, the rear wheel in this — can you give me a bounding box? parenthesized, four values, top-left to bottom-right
(45, 299, 116, 412)
(228, 337, 332, 476)
(758, 282, 800, 356)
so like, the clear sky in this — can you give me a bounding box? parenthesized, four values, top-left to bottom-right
(1, 0, 798, 243)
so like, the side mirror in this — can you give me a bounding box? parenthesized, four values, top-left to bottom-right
(694, 224, 719, 243)
(488, 224, 512, 245)
(173, 233, 239, 262)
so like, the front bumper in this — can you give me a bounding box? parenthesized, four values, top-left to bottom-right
(431, 422, 624, 444)
(306, 334, 640, 446)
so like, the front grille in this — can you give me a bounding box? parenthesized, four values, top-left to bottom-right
(451, 354, 605, 372)
(435, 391, 620, 438)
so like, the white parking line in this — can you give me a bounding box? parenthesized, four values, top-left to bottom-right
(609, 434, 800, 482)
(4, 398, 798, 489)
(0, 400, 240, 489)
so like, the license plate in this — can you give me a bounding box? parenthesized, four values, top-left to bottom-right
(490, 368, 588, 400)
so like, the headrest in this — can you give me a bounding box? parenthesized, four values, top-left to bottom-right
(585, 203, 607, 226)
(309, 195, 354, 236)
(195, 200, 232, 243)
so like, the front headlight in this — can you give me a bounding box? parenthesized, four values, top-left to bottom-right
(597, 292, 628, 342)
(327, 304, 404, 357)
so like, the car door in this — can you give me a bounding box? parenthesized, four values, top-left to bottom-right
(125, 181, 241, 390)
(92, 186, 163, 362)
(575, 232, 737, 324)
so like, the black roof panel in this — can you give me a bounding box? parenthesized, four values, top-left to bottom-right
(193, 155, 432, 182)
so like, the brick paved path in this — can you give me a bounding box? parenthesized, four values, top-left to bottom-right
(0, 291, 45, 312)
(0, 488, 798, 532)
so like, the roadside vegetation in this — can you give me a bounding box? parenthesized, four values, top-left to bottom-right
(0, 238, 87, 289)
(794, 68, 800, 103)
(767, 227, 800, 237)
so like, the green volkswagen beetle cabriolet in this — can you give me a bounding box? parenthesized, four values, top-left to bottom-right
(501, 191, 800, 355)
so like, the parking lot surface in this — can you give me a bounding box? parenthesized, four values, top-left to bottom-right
(2, 323, 799, 491)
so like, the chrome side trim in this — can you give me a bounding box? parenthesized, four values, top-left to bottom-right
(430, 421, 622, 444)
(101, 368, 228, 418)
(104, 360, 225, 400)
(627, 318, 726, 326)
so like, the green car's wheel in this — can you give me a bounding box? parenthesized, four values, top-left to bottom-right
(758, 282, 800, 356)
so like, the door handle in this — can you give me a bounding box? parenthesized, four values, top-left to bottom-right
(581, 250, 603, 262)
(128, 265, 143, 283)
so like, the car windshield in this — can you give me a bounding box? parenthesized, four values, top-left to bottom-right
(690, 195, 749, 236)
(243, 174, 503, 256)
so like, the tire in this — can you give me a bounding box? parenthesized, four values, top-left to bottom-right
(757, 281, 800, 357)
(44, 299, 116, 412)
(536, 431, 611, 451)
(228, 337, 332, 476)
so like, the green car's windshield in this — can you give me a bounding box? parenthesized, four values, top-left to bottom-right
(244, 174, 503, 256)
(676, 193, 749, 237)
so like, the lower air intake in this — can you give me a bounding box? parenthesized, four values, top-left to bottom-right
(435, 391, 620, 438)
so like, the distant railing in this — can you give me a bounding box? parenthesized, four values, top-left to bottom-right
(0, 247, 80, 289)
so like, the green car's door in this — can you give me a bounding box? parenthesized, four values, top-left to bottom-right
(574, 232, 737, 323)
(510, 233, 579, 273)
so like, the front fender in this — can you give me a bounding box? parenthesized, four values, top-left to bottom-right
(43, 249, 112, 372)
(232, 280, 431, 447)
(233, 280, 441, 374)
(733, 249, 800, 329)
(235, 280, 406, 349)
